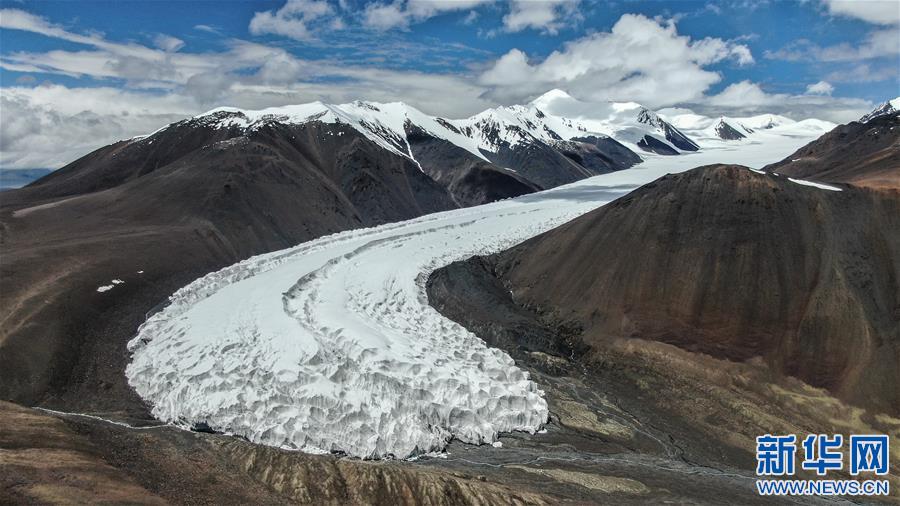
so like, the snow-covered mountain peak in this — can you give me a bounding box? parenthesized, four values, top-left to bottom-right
(860, 97, 900, 123)
(175, 92, 693, 157)
(523, 93, 698, 151)
(659, 108, 833, 144)
(138, 90, 839, 177)
(528, 89, 604, 119)
(529, 88, 576, 107)
(636, 107, 663, 128)
(738, 113, 794, 130)
(713, 118, 747, 140)
(193, 102, 338, 129)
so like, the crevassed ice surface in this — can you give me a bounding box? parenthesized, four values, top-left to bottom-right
(126, 127, 827, 459)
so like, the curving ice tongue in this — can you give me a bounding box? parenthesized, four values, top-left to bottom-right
(124, 204, 563, 459)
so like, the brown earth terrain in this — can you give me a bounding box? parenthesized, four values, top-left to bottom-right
(478, 165, 900, 416)
(0, 118, 461, 415)
(426, 164, 900, 502)
(764, 111, 900, 189)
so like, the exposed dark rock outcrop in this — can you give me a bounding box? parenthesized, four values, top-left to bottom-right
(404, 122, 540, 205)
(559, 136, 644, 173)
(860, 99, 898, 123)
(476, 135, 595, 189)
(636, 108, 700, 151)
(714, 119, 746, 140)
(637, 135, 679, 155)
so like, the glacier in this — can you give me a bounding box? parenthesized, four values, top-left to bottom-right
(126, 120, 831, 459)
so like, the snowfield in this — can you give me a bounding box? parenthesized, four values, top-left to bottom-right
(126, 125, 830, 459)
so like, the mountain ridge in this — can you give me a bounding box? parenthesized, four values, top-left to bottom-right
(19, 89, 841, 196)
(764, 108, 900, 189)
(860, 97, 900, 123)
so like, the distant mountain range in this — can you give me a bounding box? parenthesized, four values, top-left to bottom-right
(10, 89, 837, 197)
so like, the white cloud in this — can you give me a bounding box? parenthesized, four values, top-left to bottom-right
(153, 34, 185, 52)
(463, 10, 480, 25)
(0, 9, 498, 169)
(0, 67, 497, 170)
(0, 8, 213, 86)
(1, 85, 193, 170)
(1, 40, 264, 90)
(363, 2, 410, 29)
(701, 80, 870, 122)
(0, 8, 877, 170)
(822, 0, 900, 25)
(825, 62, 898, 83)
(705, 80, 774, 106)
(805, 80, 834, 95)
(0, 7, 501, 169)
(479, 14, 754, 107)
(359, 0, 584, 34)
(194, 24, 220, 34)
(249, 0, 340, 40)
(0, 8, 168, 62)
(814, 26, 900, 61)
(503, 0, 581, 34)
(0, 8, 93, 44)
(362, 0, 494, 30)
(768, 2, 899, 66)
(766, 26, 900, 62)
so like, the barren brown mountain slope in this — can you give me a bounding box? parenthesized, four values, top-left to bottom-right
(0, 118, 458, 412)
(427, 163, 900, 499)
(764, 111, 900, 189)
(485, 165, 900, 415)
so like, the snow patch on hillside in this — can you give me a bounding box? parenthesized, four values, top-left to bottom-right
(788, 178, 842, 191)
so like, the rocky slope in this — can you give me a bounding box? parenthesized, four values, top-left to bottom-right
(0, 118, 458, 411)
(6, 393, 816, 504)
(714, 119, 747, 140)
(431, 165, 900, 417)
(764, 109, 900, 189)
(403, 123, 541, 206)
(427, 164, 900, 501)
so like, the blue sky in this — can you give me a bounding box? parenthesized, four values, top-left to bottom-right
(1, 0, 898, 170)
